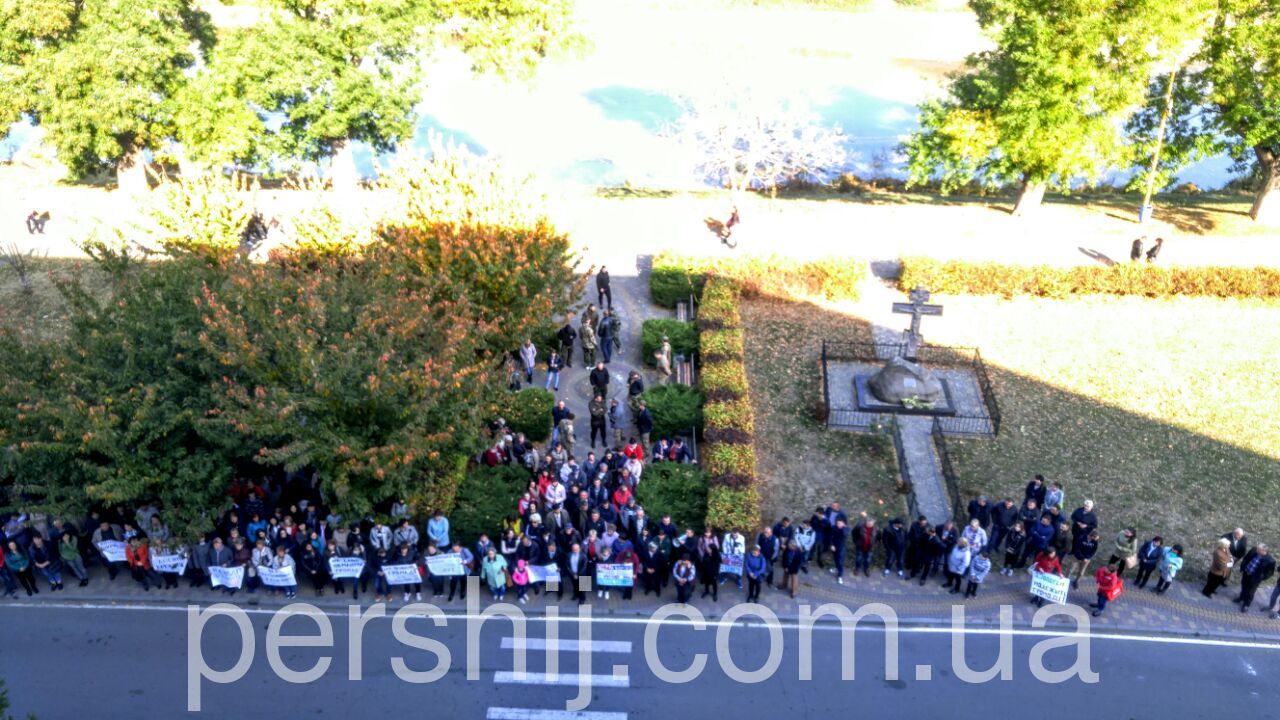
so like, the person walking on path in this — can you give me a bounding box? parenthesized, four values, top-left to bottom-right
(1107, 528, 1138, 579)
(544, 350, 563, 391)
(520, 339, 537, 384)
(1203, 538, 1234, 598)
(1134, 536, 1164, 589)
(1235, 544, 1275, 612)
(1154, 544, 1184, 595)
(1091, 565, 1123, 616)
(596, 266, 612, 309)
(557, 314, 577, 368)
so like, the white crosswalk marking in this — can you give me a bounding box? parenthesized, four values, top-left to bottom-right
(493, 671, 629, 688)
(486, 709, 626, 720)
(501, 637, 632, 653)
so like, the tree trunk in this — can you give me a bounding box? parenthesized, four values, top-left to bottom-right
(328, 139, 359, 193)
(1011, 179, 1047, 217)
(1250, 147, 1280, 225)
(115, 146, 150, 195)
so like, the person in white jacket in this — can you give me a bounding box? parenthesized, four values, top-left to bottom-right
(272, 545, 298, 599)
(519, 340, 537, 384)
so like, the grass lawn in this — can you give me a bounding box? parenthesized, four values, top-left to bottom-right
(740, 298, 906, 525)
(907, 294, 1280, 578)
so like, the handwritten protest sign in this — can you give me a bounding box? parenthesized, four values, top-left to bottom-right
(259, 565, 297, 588)
(152, 554, 188, 575)
(382, 564, 422, 586)
(209, 566, 244, 589)
(426, 553, 466, 577)
(328, 556, 365, 579)
(1030, 571, 1069, 604)
(97, 541, 127, 563)
(596, 563, 634, 587)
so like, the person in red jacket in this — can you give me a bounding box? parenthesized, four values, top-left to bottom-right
(1091, 564, 1123, 617)
(611, 484, 633, 511)
(1030, 549, 1064, 608)
(126, 537, 163, 592)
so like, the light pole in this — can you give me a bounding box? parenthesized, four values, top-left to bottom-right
(1139, 69, 1178, 224)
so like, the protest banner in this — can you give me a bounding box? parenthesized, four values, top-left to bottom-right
(595, 563, 634, 587)
(527, 563, 561, 584)
(151, 554, 188, 575)
(382, 563, 422, 586)
(719, 554, 744, 576)
(259, 565, 297, 588)
(209, 566, 244, 589)
(1030, 571, 1069, 604)
(425, 553, 466, 577)
(97, 540, 127, 563)
(328, 556, 365, 579)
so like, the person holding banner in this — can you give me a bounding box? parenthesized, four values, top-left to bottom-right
(150, 541, 183, 589)
(125, 537, 161, 592)
(371, 547, 392, 602)
(248, 538, 272, 594)
(392, 543, 423, 602)
(448, 541, 475, 602)
(615, 543, 639, 600)
(1030, 548, 1064, 608)
(208, 537, 234, 594)
(92, 519, 126, 580)
(272, 545, 298, 599)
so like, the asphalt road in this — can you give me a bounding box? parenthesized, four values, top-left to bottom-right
(0, 603, 1276, 719)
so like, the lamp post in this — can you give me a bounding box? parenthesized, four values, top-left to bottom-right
(1139, 69, 1178, 224)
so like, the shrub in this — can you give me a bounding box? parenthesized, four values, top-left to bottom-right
(650, 264, 704, 307)
(699, 329, 744, 363)
(414, 454, 469, 516)
(699, 361, 749, 399)
(706, 486, 761, 534)
(450, 464, 530, 546)
(704, 398, 755, 435)
(529, 322, 562, 361)
(703, 442, 756, 479)
(698, 278, 743, 329)
(636, 463, 708, 531)
(898, 256, 1280, 299)
(641, 318, 698, 367)
(496, 387, 555, 442)
(641, 384, 705, 439)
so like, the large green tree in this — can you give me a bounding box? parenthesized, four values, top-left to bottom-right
(181, 0, 581, 188)
(1128, 0, 1280, 223)
(0, 0, 213, 192)
(903, 0, 1210, 215)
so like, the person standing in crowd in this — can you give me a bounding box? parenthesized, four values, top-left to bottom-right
(989, 498, 1018, 553)
(371, 547, 391, 603)
(596, 266, 612, 309)
(598, 311, 615, 364)
(635, 401, 653, 449)
(1067, 530, 1100, 590)
(1134, 536, 1164, 589)
(755, 526, 779, 587)
(1091, 564, 1122, 617)
(964, 550, 992, 598)
(967, 496, 992, 531)
(1024, 474, 1047, 508)
(4, 540, 37, 596)
(1154, 544, 1184, 595)
(720, 528, 746, 588)
(0, 542, 19, 598)
(794, 520, 816, 567)
(557, 313, 577, 369)
(744, 546, 766, 602)
(1235, 544, 1274, 612)
(580, 316, 598, 367)
(1203, 538, 1234, 598)
(511, 559, 530, 604)
(273, 545, 298, 600)
(1222, 528, 1248, 587)
(1001, 521, 1027, 576)
(393, 543, 422, 603)
(780, 540, 805, 597)
(882, 517, 906, 577)
(29, 535, 63, 592)
(961, 519, 988, 556)
(674, 553, 697, 603)
(427, 511, 450, 550)
(851, 516, 876, 578)
(1107, 528, 1138, 579)
(125, 537, 159, 592)
(301, 544, 326, 596)
(564, 541, 591, 604)
(448, 540, 474, 602)
(481, 548, 508, 601)
(828, 517, 849, 585)
(944, 538, 971, 594)
(1030, 548, 1064, 608)
(589, 393, 608, 449)
(544, 349, 563, 391)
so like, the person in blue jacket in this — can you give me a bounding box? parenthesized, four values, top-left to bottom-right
(744, 546, 768, 602)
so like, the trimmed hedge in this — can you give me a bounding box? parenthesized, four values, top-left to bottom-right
(704, 398, 755, 435)
(699, 361, 749, 400)
(699, 328, 744, 363)
(899, 256, 1280, 299)
(640, 383, 705, 439)
(703, 442, 757, 479)
(640, 318, 698, 367)
(698, 279, 742, 329)
(651, 252, 866, 304)
(707, 486, 761, 534)
(451, 464, 530, 546)
(415, 454, 469, 516)
(496, 387, 555, 442)
(635, 463, 708, 531)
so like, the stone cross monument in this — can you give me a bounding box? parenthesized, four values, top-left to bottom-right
(891, 286, 943, 361)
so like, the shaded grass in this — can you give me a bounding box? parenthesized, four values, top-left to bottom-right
(741, 299, 904, 524)
(0, 257, 110, 341)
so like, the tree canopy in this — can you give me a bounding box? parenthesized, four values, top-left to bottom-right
(903, 0, 1211, 215)
(1129, 0, 1280, 223)
(0, 0, 214, 191)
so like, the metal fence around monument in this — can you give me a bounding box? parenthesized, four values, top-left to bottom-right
(931, 417, 963, 519)
(820, 340, 1000, 438)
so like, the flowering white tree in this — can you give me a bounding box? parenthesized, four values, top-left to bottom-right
(670, 95, 848, 201)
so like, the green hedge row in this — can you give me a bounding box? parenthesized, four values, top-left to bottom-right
(650, 252, 865, 307)
(640, 318, 698, 367)
(635, 463, 708, 531)
(451, 464, 529, 546)
(898, 256, 1280, 299)
(496, 387, 555, 442)
(639, 383, 704, 439)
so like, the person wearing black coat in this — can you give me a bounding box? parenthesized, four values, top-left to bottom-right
(596, 266, 612, 309)
(809, 508, 829, 566)
(1069, 501, 1098, 542)
(1221, 529, 1248, 586)
(1133, 536, 1164, 589)
(880, 518, 907, 577)
(557, 319, 577, 368)
(1024, 475, 1047, 508)
(699, 544, 722, 600)
(967, 497, 992, 530)
(780, 542, 805, 597)
(989, 498, 1019, 552)
(905, 516, 930, 577)
(589, 362, 610, 396)
(562, 542, 592, 604)
(300, 544, 326, 596)
(1235, 545, 1276, 612)
(917, 528, 946, 586)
